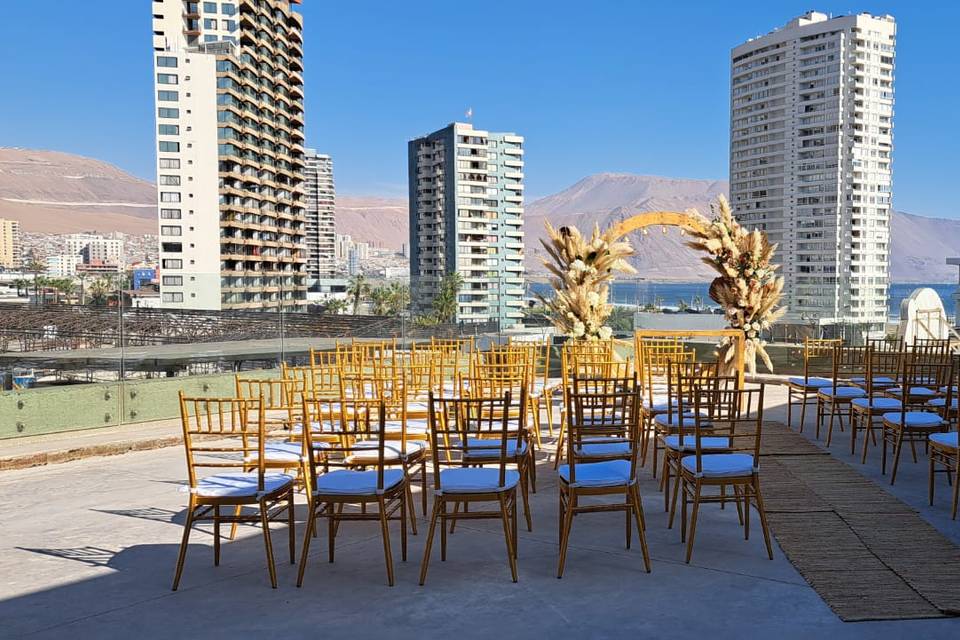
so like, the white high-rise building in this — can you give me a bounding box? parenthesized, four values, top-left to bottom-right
(408, 122, 525, 327)
(303, 150, 336, 280)
(730, 11, 895, 335)
(65, 233, 124, 268)
(151, 0, 307, 310)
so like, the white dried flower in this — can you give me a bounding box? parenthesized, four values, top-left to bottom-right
(598, 326, 613, 340)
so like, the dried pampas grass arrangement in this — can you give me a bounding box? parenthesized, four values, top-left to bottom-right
(686, 195, 786, 373)
(539, 222, 636, 340)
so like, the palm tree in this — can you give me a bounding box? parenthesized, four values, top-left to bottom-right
(27, 258, 44, 304)
(77, 272, 88, 305)
(12, 278, 29, 297)
(677, 298, 689, 312)
(88, 277, 114, 306)
(386, 282, 411, 315)
(692, 294, 704, 311)
(432, 272, 464, 323)
(56, 278, 76, 304)
(368, 285, 391, 315)
(346, 274, 370, 315)
(321, 298, 349, 315)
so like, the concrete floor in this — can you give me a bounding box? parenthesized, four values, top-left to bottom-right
(1, 386, 958, 639)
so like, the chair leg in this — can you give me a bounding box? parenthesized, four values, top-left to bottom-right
(400, 490, 408, 563)
(440, 501, 448, 561)
(753, 476, 774, 560)
(862, 415, 873, 465)
(545, 390, 555, 437)
(929, 453, 936, 506)
(287, 491, 296, 565)
(213, 505, 221, 566)
(171, 500, 195, 591)
(630, 483, 651, 572)
(826, 402, 837, 446)
(625, 488, 632, 549)
(743, 484, 751, 540)
(418, 495, 442, 585)
(553, 422, 566, 470)
(230, 505, 242, 540)
(404, 479, 419, 536)
(512, 494, 519, 560)
(259, 499, 278, 589)
(296, 499, 316, 587)
(787, 391, 794, 428)
(557, 489, 575, 579)
(377, 496, 395, 587)
(421, 458, 428, 520)
(328, 503, 337, 562)
(668, 465, 682, 530)
(684, 481, 702, 564)
(951, 458, 960, 520)
(527, 448, 537, 494)
(498, 494, 518, 582)
(890, 430, 905, 485)
(519, 465, 533, 532)
(799, 393, 808, 432)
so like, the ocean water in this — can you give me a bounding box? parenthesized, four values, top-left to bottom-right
(528, 281, 957, 319)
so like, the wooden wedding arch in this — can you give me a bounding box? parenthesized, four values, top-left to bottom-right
(607, 210, 708, 242)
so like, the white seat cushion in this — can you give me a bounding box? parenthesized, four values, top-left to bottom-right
(929, 432, 959, 449)
(662, 435, 731, 451)
(850, 376, 895, 386)
(681, 453, 757, 478)
(817, 386, 867, 399)
(461, 438, 528, 459)
(886, 386, 936, 397)
(927, 397, 959, 409)
(384, 418, 430, 435)
(654, 414, 707, 429)
(194, 472, 293, 498)
(244, 441, 307, 463)
(851, 397, 901, 411)
(405, 401, 429, 414)
(315, 469, 404, 495)
(939, 385, 959, 394)
(789, 376, 832, 388)
(348, 440, 427, 462)
(881, 411, 944, 427)
(574, 440, 632, 457)
(291, 420, 341, 435)
(558, 459, 634, 488)
(438, 468, 519, 494)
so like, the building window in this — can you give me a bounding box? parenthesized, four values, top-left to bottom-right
(162, 259, 183, 269)
(203, 18, 217, 29)
(158, 107, 179, 118)
(160, 208, 182, 219)
(157, 90, 179, 101)
(162, 276, 183, 286)
(162, 292, 184, 303)
(161, 225, 182, 236)
(156, 56, 177, 68)
(158, 141, 180, 152)
(158, 124, 179, 135)
(159, 175, 181, 186)
(158, 158, 180, 169)
(162, 242, 183, 253)
(203, 1, 217, 12)
(221, 3, 236, 15)
(156, 73, 178, 85)
(160, 192, 181, 202)
(223, 19, 236, 30)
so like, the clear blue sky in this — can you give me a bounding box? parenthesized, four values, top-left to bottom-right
(0, 1, 955, 215)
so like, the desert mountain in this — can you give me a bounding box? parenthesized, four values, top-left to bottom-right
(0, 148, 156, 234)
(2, 149, 956, 282)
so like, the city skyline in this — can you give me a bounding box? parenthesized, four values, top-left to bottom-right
(0, 2, 956, 218)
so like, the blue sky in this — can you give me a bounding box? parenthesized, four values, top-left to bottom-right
(0, 1, 956, 215)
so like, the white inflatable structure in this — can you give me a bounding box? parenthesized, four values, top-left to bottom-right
(897, 287, 952, 343)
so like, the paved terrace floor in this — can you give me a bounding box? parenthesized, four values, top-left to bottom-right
(1, 386, 958, 639)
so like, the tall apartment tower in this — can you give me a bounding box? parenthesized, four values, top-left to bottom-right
(151, 0, 307, 310)
(0, 219, 22, 269)
(730, 12, 895, 336)
(408, 122, 525, 327)
(303, 150, 336, 280)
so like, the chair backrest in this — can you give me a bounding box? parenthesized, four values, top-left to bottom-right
(911, 338, 952, 363)
(427, 391, 522, 490)
(829, 344, 868, 387)
(665, 360, 721, 421)
(235, 376, 302, 427)
(900, 351, 954, 403)
(564, 375, 641, 483)
(178, 393, 265, 491)
(685, 384, 765, 474)
(300, 395, 391, 491)
(863, 347, 902, 396)
(802, 338, 841, 382)
(867, 336, 903, 352)
(309, 348, 339, 368)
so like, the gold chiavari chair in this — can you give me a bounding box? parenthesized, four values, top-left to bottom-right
(309, 347, 340, 368)
(420, 391, 525, 584)
(815, 344, 868, 446)
(557, 374, 650, 577)
(929, 356, 960, 519)
(880, 354, 954, 485)
(851, 347, 904, 461)
(297, 395, 409, 587)
(648, 357, 712, 479)
(787, 338, 840, 430)
(461, 363, 537, 496)
(509, 337, 562, 434)
(638, 340, 696, 469)
(234, 376, 312, 506)
(553, 354, 634, 469)
(342, 372, 430, 517)
(172, 394, 296, 590)
(677, 384, 772, 564)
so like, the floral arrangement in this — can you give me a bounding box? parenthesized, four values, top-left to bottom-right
(686, 195, 786, 373)
(539, 222, 636, 340)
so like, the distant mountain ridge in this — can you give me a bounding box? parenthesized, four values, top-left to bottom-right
(0, 149, 955, 281)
